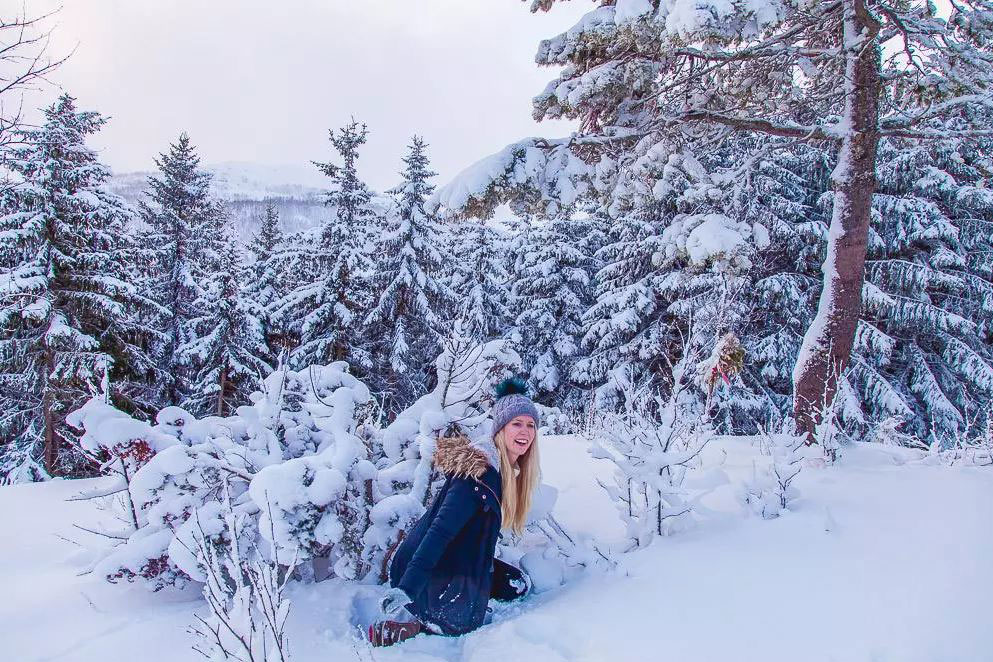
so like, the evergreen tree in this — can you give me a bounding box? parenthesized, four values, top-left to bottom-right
(180, 227, 272, 416)
(566, 147, 755, 414)
(448, 219, 511, 343)
(365, 136, 453, 409)
(720, 139, 832, 430)
(0, 94, 156, 481)
(710, 126, 993, 441)
(275, 120, 375, 371)
(245, 200, 285, 352)
(439, 1, 993, 441)
(852, 118, 993, 439)
(511, 213, 593, 407)
(139, 132, 225, 408)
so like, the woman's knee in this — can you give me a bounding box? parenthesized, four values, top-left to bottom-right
(490, 559, 530, 601)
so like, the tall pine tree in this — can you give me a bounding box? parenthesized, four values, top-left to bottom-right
(275, 120, 375, 371)
(511, 212, 594, 407)
(365, 136, 453, 409)
(0, 94, 156, 481)
(139, 133, 225, 408)
(448, 219, 512, 344)
(180, 226, 272, 416)
(245, 200, 286, 353)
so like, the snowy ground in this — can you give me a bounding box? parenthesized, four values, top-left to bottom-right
(3, 435, 992, 662)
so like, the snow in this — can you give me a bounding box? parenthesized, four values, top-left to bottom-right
(614, 0, 653, 24)
(428, 136, 590, 218)
(429, 139, 545, 214)
(658, 213, 754, 270)
(658, 0, 788, 38)
(3, 436, 993, 661)
(67, 399, 178, 455)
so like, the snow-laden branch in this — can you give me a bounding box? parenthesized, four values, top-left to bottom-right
(657, 110, 841, 141)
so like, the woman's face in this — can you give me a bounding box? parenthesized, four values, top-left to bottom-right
(501, 415, 536, 464)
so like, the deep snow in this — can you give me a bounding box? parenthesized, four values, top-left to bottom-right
(3, 435, 992, 662)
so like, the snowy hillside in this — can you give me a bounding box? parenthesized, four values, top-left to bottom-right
(4, 435, 991, 662)
(106, 162, 331, 239)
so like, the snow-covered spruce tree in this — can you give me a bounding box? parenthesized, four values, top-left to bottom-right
(850, 119, 993, 440)
(430, 129, 762, 424)
(447, 219, 513, 343)
(245, 200, 287, 354)
(275, 120, 375, 373)
(510, 212, 595, 409)
(139, 133, 226, 409)
(457, 0, 993, 441)
(265, 227, 309, 355)
(179, 226, 272, 417)
(364, 137, 453, 411)
(572, 152, 756, 416)
(723, 139, 830, 429)
(726, 122, 993, 442)
(0, 94, 157, 481)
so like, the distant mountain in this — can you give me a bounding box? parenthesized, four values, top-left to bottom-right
(107, 161, 335, 240)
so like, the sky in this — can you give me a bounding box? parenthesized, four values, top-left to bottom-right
(22, 0, 589, 192)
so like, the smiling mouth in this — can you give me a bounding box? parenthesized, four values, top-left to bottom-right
(513, 439, 530, 448)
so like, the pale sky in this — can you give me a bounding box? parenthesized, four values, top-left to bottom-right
(25, 0, 589, 191)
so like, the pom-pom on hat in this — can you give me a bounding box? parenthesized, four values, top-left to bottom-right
(491, 377, 540, 435)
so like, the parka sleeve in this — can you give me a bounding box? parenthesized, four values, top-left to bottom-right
(397, 476, 479, 599)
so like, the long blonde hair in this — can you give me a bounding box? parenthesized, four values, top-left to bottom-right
(493, 427, 540, 535)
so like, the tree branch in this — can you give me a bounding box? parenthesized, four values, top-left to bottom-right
(656, 110, 841, 141)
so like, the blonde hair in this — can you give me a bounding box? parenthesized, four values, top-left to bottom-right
(493, 427, 540, 535)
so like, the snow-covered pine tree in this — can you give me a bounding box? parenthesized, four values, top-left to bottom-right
(448, 219, 512, 343)
(266, 227, 309, 355)
(717, 138, 832, 430)
(245, 200, 285, 353)
(566, 145, 754, 416)
(70, 360, 378, 589)
(179, 226, 272, 417)
(510, 212, 593, 409)
(365, 136, 453, 412)
(139, 132, 226, 409)
(721, 122, 993, 442)
(0, 93, 157, 481)
(853, 115, 993, 439)
(275, 120, 375, 372)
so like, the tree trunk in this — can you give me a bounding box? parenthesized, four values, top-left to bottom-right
(217, 361, 228, 417)
(43, 348, 57, 474)
(793, 0, 881, 441)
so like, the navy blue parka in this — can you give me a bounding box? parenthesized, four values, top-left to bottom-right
(388, 433, 509, 635)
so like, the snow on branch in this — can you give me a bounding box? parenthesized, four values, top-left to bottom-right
(428, 137, 597, 219)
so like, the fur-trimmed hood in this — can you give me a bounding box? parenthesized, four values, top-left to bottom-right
(434, 433, 501, 480)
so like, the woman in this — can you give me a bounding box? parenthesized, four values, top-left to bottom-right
(368, 379, 541, 646)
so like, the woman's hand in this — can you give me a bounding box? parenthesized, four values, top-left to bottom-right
(380, 587, 412, 617)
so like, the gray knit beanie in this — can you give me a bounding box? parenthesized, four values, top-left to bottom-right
(491, 378, 540, 435)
